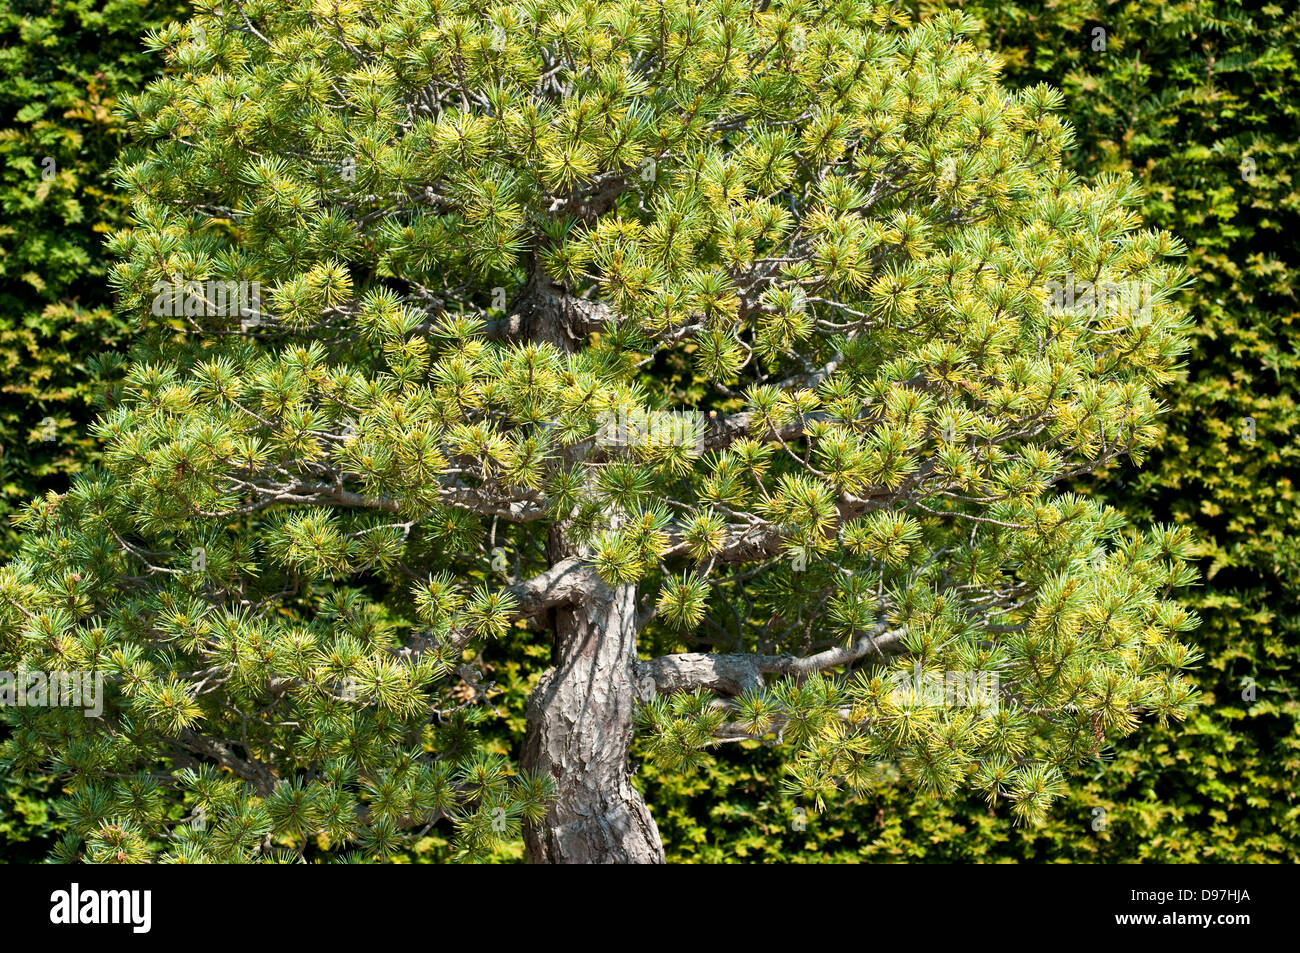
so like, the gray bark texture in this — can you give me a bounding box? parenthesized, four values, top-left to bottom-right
(520, 575, 665, 864)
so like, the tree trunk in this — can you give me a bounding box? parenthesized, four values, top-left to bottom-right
(520, 576, 664, 864)
(515, 278, 661, 863)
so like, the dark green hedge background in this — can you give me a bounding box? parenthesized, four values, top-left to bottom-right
(1, 0, 1295, 862)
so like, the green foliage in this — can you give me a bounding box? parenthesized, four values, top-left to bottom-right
(4, 0, 1291, 867)
(0, 766, 59, 862)
(0, 0, 189, 552)
(898, 0, 1300, 864)
(956, 0, 1300, 862)
(0, 0, 191, 863)
(0, 0, 1205, 863)
(626, 0, 1300, 863)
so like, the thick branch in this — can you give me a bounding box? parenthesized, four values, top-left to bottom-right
(203, 478, 547, 523)
(488, 270, 615, 350)
(175, 731, 276, 796)
(639, 624, 905, 696)
(505, 556, 599, 618)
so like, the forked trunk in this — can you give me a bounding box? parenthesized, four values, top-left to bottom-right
(520, 577, 664, 864)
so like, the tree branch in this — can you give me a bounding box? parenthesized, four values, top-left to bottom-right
(175, 731, 276, 796)
(505, 556, 600, 618)
(639, 624, 905, 696)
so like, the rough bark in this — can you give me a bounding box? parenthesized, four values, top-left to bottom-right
(501, 266, 611, 352)
(640, 624, 905, 695)
(514, 274, 663, 863)
(520, 572, 665, 864)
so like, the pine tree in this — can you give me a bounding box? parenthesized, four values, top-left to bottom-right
(0, 0, 1200, 863)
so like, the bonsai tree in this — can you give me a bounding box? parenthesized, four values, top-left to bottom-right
(0, 0, 1200, 864)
